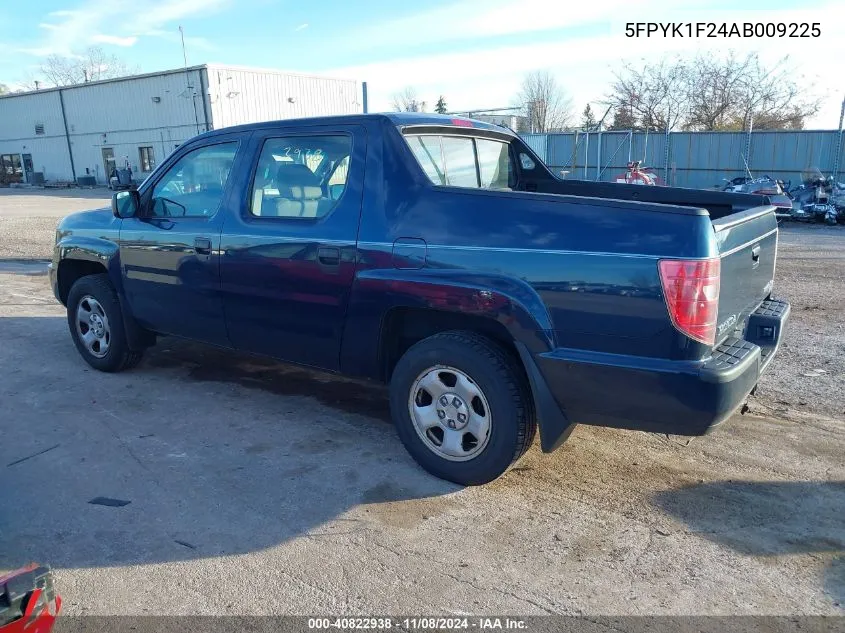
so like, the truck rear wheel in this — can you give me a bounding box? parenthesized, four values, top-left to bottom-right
(66, 274, 144, 372)
(389, 331, 536, 485)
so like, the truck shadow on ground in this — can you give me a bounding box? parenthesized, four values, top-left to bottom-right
(653, 481, 845, 606)
(0, 321, 459, 571)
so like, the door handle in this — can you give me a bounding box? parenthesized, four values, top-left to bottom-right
(751, 245, 761, 261)
(194, 237, 212, 254)
(317, 246, 341, 266)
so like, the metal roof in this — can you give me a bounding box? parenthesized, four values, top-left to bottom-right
(190, 112, 514, 140)
(0, 64, 356, 100)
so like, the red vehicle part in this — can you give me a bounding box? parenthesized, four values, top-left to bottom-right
(0, 565, 61, 633)
(613, 161, 662, 186)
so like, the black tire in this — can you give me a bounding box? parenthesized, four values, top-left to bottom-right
(66, 274, 144, 372)
(389, 331, 537, 485)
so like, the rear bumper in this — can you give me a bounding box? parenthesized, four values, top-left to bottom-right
(535, 298, 790, 441)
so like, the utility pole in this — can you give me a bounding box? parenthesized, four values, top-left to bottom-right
(179, 26, 201, 135)
(744, 113, 754, 177)
(179, 25, 189, 69)
(584, 131, 589, 179)
(833, 96, 845, 181)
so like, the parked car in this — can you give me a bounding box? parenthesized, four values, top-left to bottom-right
(50, 114, 790, 485)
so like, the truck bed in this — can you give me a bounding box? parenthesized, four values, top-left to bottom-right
(517, 173, 778, 349)
(529, 178, 769, 220)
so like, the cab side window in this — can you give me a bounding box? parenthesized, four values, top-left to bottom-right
(475, 139, 513, 189)
(405, 134, 514, 190)
(150, 142, 238, 218)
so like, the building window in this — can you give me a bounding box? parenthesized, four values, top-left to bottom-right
(139, 147, 156, 172)
(35, 123, 45, 135)
(0, 154, 23, 184)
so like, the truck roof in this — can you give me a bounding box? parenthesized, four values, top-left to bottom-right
(196, 112, 515, 140)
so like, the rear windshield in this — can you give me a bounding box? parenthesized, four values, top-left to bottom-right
(405, 133, 514, 190)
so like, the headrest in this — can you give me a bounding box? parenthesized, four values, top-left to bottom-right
(283, 185, 323, 200)
(276, 162, 320, 188)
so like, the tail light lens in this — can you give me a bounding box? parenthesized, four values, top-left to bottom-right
(658, 258, 721, 345)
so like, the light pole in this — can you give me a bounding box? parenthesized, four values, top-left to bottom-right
(833, 96, 845, 181)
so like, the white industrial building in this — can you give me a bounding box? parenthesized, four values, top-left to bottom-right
(0, 64, 365, 185)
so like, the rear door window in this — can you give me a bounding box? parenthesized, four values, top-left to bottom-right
(249, 134, 351, 219)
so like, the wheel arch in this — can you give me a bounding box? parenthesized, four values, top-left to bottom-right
(55, 237, 120, 305)
(56, 239, 154, 351)
(340, 271, 574, 453)
(341, 270, 556, 381)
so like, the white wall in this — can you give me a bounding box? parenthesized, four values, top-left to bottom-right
(0, 91, 73, 181)
(60, 69, 209, 183)
(206, 66, 361, 130)
(0, 66, 362, 183)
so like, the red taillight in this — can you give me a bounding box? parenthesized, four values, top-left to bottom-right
(450, 118, 474, 127)
(658, 258, 721, 345)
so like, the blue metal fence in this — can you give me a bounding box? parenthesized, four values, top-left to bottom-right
(521, 129, 845, 189)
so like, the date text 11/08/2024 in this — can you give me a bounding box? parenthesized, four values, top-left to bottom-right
(625, 22, 821, 38)
(307, 617, 527, 630)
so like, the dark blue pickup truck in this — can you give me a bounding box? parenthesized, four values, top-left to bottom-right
(50, 113, 789, 485)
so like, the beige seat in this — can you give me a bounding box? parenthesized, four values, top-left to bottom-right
(273, 163, 324, 218)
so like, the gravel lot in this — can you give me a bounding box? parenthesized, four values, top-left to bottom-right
(0, 188, 843, 617)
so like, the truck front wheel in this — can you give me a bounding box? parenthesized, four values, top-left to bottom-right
(389, 331, 536, 485)
(66, 274, 144, 372)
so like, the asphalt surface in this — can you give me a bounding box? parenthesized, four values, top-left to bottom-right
(0, 189, 843, 616)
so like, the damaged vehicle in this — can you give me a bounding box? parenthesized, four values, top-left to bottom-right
(788, 168, 839, 225)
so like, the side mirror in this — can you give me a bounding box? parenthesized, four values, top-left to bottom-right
(112, 190, 140, 218)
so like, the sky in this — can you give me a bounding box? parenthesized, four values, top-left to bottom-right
(1, 0, 844, 128)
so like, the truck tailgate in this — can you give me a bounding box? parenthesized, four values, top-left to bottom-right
(712, 205, 778, 343)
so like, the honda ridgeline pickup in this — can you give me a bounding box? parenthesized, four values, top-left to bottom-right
(50, 114, 789, 484)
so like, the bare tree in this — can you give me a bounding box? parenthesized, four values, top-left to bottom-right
(606, 52, 821, 132)
(392, 87, 427, 112)
(605, 57, 688, 131)
(0, 83, 8, 95)
(516, 71, 573, 132)
(39, 47, 136, 87)
(682, 52, 750, 131)
(717, 53, 818, 130)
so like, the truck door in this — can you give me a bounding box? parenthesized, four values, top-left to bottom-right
(118, 133, 248, 345)
(219, 125, 366, 370)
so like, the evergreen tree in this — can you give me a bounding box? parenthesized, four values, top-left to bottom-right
(609, 106, 637, 130)
(581, 104, 596, 129)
